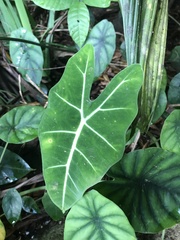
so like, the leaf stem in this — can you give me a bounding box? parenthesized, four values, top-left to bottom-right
(0, 142, 9, 164)
(14, 0, 32, 32)
(20, 186, 46, 196)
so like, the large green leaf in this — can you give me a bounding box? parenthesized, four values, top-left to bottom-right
(39, 44, 142, 212)
(68, 2, 89, 48)
(31, 0, 76, 10)
(86, 20, 116, 78)
(0, 147, 32, 185)
(160, 110, 180, 154)
(64, 190, 136, 240)
(2, 188, 22, 224)
(0, 105, 44, 143)
(10, 28, 44, 86)
(31, 0, 111, 10)
(95, 148, 180, 233)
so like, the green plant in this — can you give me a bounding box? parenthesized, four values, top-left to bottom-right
(0, 0, 180, 239)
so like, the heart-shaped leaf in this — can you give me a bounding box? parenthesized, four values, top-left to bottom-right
(39, 44, 142, 212)
(0, 105, 44, 143)
(95, 148, 180, 233)
(160, 110, 180, 154)
(86, 20, 116, 78)
(2, 188, 22, 224)
(64, 190, 136, 240)
(10, 28, 44, 86)
(68, 2, 90, 48)
(0, 147, 32, 185)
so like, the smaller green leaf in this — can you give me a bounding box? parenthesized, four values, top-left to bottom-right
(10, 28, 44, 85)
(168, 73, 180, 104)
(42, 193, 63, 221)
(86, 20, 116, 78)
(168, 46, 180, 72)
(0, 105, 44, 143)
(152, 89, 167, 123)
(0, 147, 32, 185)
(0, 219, 6, 240)
(68, 2, 89, 48)
(2, 188, 22, 224)
(64, 190, 136, 240)
(160, 110, 180, 154)
(22, 196, 40, 214)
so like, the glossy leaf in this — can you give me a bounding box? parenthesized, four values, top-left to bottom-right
(160, 110, 180, 154)
(95, 148, 180, 233)
(168, 73, 180, 104)
(0, 219, 6, 240)
(0, 105, 44, 143)
(68, 2, 89, 48)
(86, 20, 116, 78)
(0, 147, 32, 185)
(64, 190, 136, 240)
(10, 28, 44, 85)
(39, 45, 142, 212)
(22, 196, 40, 214)
(42, 193, 63, 221)
(2, 188, 22, 224)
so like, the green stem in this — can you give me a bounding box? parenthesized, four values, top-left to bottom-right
(20, 186, 46, 196)
(14, 0, 32, 32)
(0, 142, 8, 164)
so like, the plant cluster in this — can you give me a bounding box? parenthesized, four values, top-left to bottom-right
(0, 0, 180, 239)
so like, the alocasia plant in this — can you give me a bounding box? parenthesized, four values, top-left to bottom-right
(39, 44, 143, 212)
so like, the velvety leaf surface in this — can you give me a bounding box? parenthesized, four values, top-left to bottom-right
(2, 189, 22, 224)
(39, 44, 142, 212)
(64, 190, 136, 240)
(95, 148, 180, 233)
(0, 105, 44, 143)
(0, 147, 32, 185)
(86, 20, 116, 78)
(160, 110, 180, 154)
(68, 2, 89, 48)
(22, 196, 40, 214)
(42, 193, 63, 221)
(168, 73, 180, 104)
(10, 28, 43, 85)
